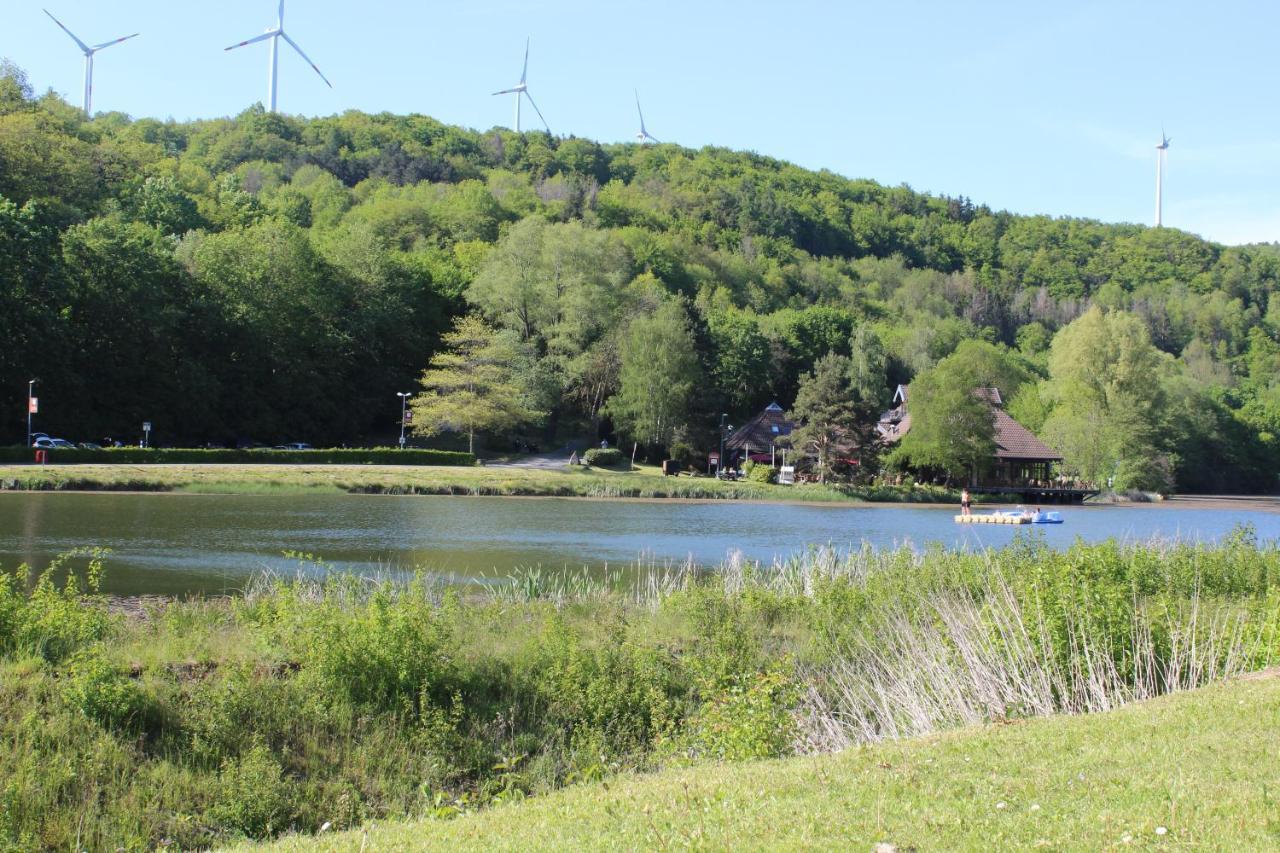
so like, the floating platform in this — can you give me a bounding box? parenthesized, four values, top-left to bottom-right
(955, 514, 1030, 525)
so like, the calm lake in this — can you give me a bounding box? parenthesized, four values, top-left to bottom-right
(1, 492, 1277, 595)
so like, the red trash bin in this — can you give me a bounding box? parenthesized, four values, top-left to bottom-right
(34, 449, 47, 465)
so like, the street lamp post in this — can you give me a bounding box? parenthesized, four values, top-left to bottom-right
(26, 379, 37, 448)
(718, 413, 733, 479)
(397, 392, 411, 449)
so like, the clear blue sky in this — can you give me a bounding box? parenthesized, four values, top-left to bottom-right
(7, 0, 1279, 244)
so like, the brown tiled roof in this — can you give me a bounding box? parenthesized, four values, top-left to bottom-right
(725, 402, 795, 451)
(992, 409, 1061, 461)
(877, 411, 910, 443)
(876, 384, 1061, 461)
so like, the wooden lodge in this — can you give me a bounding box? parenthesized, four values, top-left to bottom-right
(724, 402, 795, 465)
(879, 384, 1096, 503)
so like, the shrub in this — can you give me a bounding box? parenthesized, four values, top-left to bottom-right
(674, 668, 799, 761)
(2, 551, 113, 663)
(520, 615, 683, 762)
(583, 447, 625, 468)
(281, 580, 460, 716)
(668, 441, 698, 470)
(61, 647, 156, 734)
(745, 463, 776, 484)
(1115, 453, 1176, 495)
(209, 744, 296, 839)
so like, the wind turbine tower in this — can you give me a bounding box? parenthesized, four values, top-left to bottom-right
(492, 38, 550, 133)
(634, 90, 660, 144)
(1155, 131, 1171, 227)
(43, 9, 139, 116)
(225, 0, 332, 113)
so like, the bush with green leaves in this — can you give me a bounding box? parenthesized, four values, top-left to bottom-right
(0, 551, 113, 663)
(583, 447, 625, 468)
(670, 667, 800, 761)
(0, 535, 1277, 848)
(267, 576, 462, 716)
(209, 743, 297, 838)
(60, 647, 157, 734)
(519, 613, 684, 764)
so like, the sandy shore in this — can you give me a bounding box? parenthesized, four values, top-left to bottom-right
(1100, 494, 1280, 514)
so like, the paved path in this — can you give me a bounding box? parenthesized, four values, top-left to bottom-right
(485, 442, 586, 469)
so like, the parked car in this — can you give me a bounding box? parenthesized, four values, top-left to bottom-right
(274, 442, 314, 451)
(78, 442, 102, 450)
(33, 437, 75, 449)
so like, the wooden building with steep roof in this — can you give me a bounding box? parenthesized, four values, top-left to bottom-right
(879, 384, 1089, 501)
(724, 402, 795, 463)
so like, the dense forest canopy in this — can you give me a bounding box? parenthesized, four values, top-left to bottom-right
(1, 60, 1278, 491)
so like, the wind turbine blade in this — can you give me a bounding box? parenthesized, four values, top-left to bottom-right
(225, 30, 276, 50)
(520, 37, 530, 84)
(646, 133, 661, 144)
(91, 33, 140, 51)
(492, 87, 520, 96)
(280, 32, 332, 88)
(523, 90, 550, 134)
(635, 89, 646, 131)
(44, 9, 91, 53)
(278, 0, 286, 26)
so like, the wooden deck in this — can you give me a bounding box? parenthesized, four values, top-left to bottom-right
(970, 485, 1098, 504)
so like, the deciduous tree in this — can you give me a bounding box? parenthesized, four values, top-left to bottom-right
(606, 301, 701, 453)
(410, 315, 542, 454)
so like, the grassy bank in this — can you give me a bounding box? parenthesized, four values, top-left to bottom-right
(1, 534, 1277, 849)
(255, 672, 1280, 851)
(0, 447, 475, 466)
(0, 462, 964, 503)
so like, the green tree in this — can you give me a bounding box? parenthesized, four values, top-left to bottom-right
(788, 353, 877, 482)
(127, 175, 203, 235)
(606, 301, 701, 453)
(0, 59, 33, 115)
(410, 315, 541, 454)
(889, 340, 1032, 484)
(891, 365, 995, 485)
(847, 324, 889, 410)
(707, 309, 771, 414)
(1041, 306, 1171, 490)
(176, 219, 357, 440)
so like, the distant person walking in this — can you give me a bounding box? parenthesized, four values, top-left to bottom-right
(961, 487, 972, 516)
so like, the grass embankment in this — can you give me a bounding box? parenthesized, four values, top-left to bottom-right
(0, 462, 961, 503)
(257, 673, 1280, 851)
(2, 535, 1277, 849)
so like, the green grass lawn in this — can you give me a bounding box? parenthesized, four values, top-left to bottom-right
(0, 461, 958, 504)
(251, 673, 1280, 851)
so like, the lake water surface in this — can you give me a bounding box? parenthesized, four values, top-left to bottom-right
(1, 492, 1277, 595)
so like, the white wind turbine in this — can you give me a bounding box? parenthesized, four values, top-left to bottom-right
(43, 9, 139, 116)
(224, 0, 331, 113)
(492, 38, 550, 133)
(634, 90, 660, 143)
(1155, 130, 1171, 227)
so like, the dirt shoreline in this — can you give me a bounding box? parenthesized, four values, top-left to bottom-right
(2, 483, 1276, 511)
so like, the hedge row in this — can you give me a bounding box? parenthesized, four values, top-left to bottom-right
(582, 447, 626, 467)
(0, 447, 475, 466)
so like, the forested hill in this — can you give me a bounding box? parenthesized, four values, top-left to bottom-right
(2, 60, 1278, 491)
